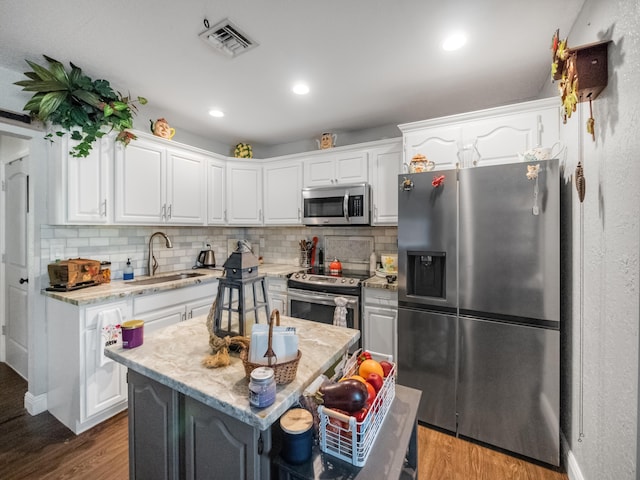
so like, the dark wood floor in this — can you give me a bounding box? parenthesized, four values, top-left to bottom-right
(1, 363, 567, 479)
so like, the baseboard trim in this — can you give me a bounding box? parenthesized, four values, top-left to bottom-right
(24, 391, 47, 415)
(561, 431, 585, 480)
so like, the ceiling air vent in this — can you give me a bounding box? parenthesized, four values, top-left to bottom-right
(199, 19, 258, 58)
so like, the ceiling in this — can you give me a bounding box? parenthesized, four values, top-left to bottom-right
(0, 0, 585, 149)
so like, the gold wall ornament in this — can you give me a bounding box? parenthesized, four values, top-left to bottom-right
(575, 161, 586, 203)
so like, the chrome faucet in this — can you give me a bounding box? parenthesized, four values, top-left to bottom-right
(148, 232, 173, 276)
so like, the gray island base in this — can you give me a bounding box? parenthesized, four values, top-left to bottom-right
(106, 314, 360, 479)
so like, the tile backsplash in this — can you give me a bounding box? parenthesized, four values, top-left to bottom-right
(40, 225, 398, 280)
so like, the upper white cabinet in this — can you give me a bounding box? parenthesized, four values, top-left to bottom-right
(49, 134, 114, 224)
(263, 159, 303, 225)
(207, 156, 226, 225)
(303, 149, 368, 187)
(114, 134, 207, 225)
(226, 161, 263, 225)
(400, 98, 561, 170)
(369, 140, 402, 225)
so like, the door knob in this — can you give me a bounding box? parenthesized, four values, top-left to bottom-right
(19, 278, 28, 284)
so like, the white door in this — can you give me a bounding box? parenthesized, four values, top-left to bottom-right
(4, 156, 29, 378)
(263, 160, 302, 225)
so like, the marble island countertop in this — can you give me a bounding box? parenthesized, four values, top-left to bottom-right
(42, 263, 301, 306)
(105, 314, 359, 431)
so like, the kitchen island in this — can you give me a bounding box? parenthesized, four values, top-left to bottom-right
(105, 314, 359, 480)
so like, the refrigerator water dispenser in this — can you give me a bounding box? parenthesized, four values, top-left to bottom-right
(407, 252, 445, 298)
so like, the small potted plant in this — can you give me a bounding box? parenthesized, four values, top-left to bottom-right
(14, 55, 147, 157)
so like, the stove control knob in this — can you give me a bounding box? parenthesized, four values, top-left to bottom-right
(293, 273, 300, 279)
(349, 279, 355, 284)
(301, 274, 307, 279)
(341, 278, 346, 283)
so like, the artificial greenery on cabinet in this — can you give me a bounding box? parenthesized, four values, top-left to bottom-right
(14, 55, 147, 157)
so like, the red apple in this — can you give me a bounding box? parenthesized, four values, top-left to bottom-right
(366, 373, 384, 392)
(379, 361, 393, 378)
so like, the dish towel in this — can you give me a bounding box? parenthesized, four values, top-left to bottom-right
(333, 297, 348, 328)
(96, 308, 123, 367)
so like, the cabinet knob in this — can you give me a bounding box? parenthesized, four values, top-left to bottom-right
(19, 277, 28, 284)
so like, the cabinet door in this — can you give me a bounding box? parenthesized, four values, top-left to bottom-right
(404, 124, 463, 171)
(183, 395, 262, 480)
(207, 157, 226, 224)
(462, 111, 541, 167)
(115, 138, 165, 223)
(335, 151, 368, 184)
(263, 160, 303, 225)
(303, 155, 335, 186)
(370, 142, 402, 225)
(128, 370, 180, 480)
(363, 305, 397, 360)
(166, 148, 206, 224)
(83, 301, 129, 419)
(67, 136, 112, 223)
(226, 163, 263, 225)
(186, 297, 214, 320)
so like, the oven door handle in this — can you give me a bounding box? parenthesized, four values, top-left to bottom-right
(288, 291, 358, 307)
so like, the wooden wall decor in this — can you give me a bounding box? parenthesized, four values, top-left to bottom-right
(551, 30, 611, 140)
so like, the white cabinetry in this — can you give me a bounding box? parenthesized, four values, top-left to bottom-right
(401, 98, 561, 170)
(49, 134, 114, 224)
(133, 282, 217, 333)
(226, 161, 263, 225)
(114, 133, 207, 225)
(266, 277, 288, 315)
(207, 155, 226, 225)
(263, 159, 303, 225)
(303, 149, 368, 187)
(362, 287, 397, 360)
(47, 298, 131, 434)
(369, 140, 402, 225)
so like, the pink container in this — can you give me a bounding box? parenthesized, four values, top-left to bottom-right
(121, 320, 144, 348)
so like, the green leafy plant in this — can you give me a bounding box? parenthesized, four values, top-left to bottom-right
(14, 55, 147, 157)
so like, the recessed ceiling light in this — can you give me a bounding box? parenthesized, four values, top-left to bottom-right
(292, 83, 310, 95)
(209, 109, 224, 118)
(442, 32, 467, 51)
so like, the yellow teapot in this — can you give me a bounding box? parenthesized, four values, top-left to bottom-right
(150, 118, 176, 140)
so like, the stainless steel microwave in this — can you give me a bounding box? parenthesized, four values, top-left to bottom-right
(302, 183, 370, 225)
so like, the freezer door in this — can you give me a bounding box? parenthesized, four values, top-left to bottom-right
(397, 171, 457, 309)
(457, 317, 559, 466)
(397, 307, 457, 432)
(458, 159, 559, 323)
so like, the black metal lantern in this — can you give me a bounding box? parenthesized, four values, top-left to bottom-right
(213, 241, 270, 337)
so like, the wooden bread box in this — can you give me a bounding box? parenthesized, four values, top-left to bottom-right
(48, 258, 101, 287)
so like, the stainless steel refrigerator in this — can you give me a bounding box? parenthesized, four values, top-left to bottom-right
(397, 159, 560, 466)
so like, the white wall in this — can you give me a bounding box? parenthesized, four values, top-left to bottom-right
(561, 0, 640, 479)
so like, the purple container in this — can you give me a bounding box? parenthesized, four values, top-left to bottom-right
(121, 320, 144, 348)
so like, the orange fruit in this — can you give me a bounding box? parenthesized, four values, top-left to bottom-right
(340, 375, 367, 384)
(358, 359, 384, 380)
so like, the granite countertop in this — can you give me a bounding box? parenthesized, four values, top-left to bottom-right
(362, 273, 398, 292)
(105, 314, 359, 431)
(42, 263, 301, 306)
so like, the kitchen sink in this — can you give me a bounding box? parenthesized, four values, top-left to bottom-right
(125, 272, 206, 286)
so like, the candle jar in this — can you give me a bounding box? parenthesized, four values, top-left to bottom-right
(249, 367, 276, 408)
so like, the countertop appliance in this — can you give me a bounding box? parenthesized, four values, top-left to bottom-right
(397, 159, 560, 466)
(196, 246, 216, 268)
(302, 183, 370, 226)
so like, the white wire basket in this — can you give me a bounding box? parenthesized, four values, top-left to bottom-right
(318, 352, 396, 467)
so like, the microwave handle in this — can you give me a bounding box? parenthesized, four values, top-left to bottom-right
(344, 192, 349, 222)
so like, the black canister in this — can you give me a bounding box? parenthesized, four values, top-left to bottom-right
(279, 408, 313, 465)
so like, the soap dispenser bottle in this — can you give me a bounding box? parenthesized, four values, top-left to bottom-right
(123, 258, 134, 280)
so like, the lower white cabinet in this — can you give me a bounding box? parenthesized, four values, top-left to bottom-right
(45, 281, 218, 434)
(266, 277, 288, 316)
(47, 298, 131, 434)
(133, 282, 218, 332)
(362, 287, 398, 361)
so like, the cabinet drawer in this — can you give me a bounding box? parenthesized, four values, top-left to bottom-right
(363, 288, 398, 307)
(134, 282, 217, 315)
(84, 301, 131, 329)
(266, 278, 287, 293)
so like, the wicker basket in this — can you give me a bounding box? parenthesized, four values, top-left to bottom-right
(240, 309, 301, 384)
